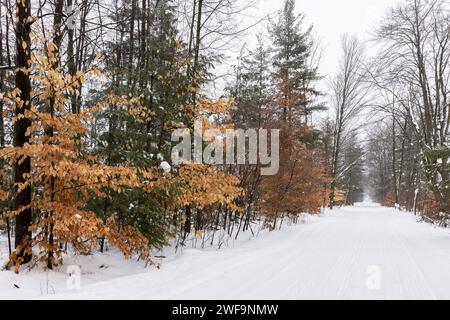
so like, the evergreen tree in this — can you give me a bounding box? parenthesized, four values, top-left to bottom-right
(87, 0, 194, 249)
(228, 35, 272, 128)
(269, 0, 321, 124)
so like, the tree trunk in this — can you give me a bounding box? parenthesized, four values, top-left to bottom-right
(397, 118, 408, 207)
(183, 205, 192, 239)
(46, 0, 64, 269)
(128, 0, 136, 89)
(392, 110, 398, 206)
(67, 0, 78, 114)
(0, 8, 10, 253)
(14, 0, 33, 264)
(191, 0, 203, 108)
(0, 2, 4, 148)
(329, 114, 343, 210)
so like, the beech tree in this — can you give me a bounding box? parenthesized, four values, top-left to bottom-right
(2, 38, 157, 270)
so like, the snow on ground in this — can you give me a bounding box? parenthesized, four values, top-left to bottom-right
(0, 249, 151, 299)
(1, 202, 450, 299)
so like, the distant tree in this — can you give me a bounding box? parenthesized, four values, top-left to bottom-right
(328, 35, 369, 209)
(340, 137, 365, 205)
(372, 0, 450, 214)
(228, 35, 272, 128)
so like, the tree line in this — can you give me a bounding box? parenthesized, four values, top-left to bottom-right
(366, 0, 450, 226)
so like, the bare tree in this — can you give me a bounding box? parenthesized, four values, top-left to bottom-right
(371, 0, 450, 211)
(329, 35, 369, 209)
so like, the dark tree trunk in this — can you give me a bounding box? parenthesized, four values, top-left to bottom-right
(67, 0, 78, 114)
(392, 111, 398, 206)
(191, 0, 203, 108)
(0, 2, 4, 148)
(14, 0, 32, 264)
(128, 0, 136, 88)
(184, 205, 192, 238)
(397, 118, 408, 206)
(0, 14, 10, 255)
(46, 0, 64, 270)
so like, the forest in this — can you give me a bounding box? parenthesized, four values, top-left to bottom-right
(0, 0, 449, 273)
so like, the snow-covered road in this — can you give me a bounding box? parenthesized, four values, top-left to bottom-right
(56, 202, 450, 299)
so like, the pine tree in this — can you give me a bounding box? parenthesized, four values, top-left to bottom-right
(89, 0, 196, 249)
(228, 35, 272, 128)
(269, 0, 321, 124)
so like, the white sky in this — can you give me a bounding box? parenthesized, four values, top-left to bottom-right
(255, 0, 401, 78)
(213, 0, 402, 96)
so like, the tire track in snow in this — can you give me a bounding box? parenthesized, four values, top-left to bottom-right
(390, 222, 438, 299)
(52, 203, 450, 299)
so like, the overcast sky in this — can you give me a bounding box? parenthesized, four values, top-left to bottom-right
(213, 0, 402, 97)
(257, 0, 402, 78)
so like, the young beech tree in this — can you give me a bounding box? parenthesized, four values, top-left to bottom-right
(172, 98, 242, 242)
(1, 37, 157, 271)
(260, 125, 328, 229)
(175, 164, 242, 237)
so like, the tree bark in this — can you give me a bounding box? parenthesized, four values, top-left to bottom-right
(191, 0, 203, 108)
(14, 0, 33, 264)
(392, 109, 398, 206)
(0, 2, 4, 148)
(67, 0, 78, 114)
(45, 0, 64, 270)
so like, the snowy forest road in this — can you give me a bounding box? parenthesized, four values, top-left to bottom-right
(59, 202, 450, 299)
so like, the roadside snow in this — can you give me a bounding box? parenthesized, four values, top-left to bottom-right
(1, 202, 450, 299)
(0, 249, 150, 299)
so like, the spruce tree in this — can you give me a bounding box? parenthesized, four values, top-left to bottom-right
(270, 0, 321, 124)
(228, 35, 272, 128)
